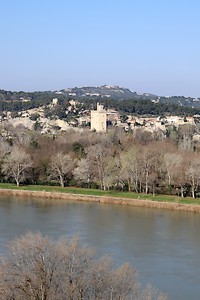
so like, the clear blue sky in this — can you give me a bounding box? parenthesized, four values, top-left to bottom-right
(1, 0, 200, 97)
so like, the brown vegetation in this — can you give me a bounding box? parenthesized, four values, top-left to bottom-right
(0, 127, 200, 198)
(0, 232, 168, 300)
(1, 189, 200, 213)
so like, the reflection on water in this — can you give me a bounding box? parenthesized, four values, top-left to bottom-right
(0, 195, 200, 300)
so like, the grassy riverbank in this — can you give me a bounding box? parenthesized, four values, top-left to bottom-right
(0, 183, 200, 206)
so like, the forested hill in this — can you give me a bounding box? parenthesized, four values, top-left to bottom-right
(0, 86, 200, 116)
(60, 85, 157, 100)
(0, 85, 156, 103)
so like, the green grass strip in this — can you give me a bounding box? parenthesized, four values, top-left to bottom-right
(0, 183, 199, 206)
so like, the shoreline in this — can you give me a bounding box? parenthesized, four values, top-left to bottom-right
(0, 188, 200, 213)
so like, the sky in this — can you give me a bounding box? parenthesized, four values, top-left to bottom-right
(1, 0, 200, 97)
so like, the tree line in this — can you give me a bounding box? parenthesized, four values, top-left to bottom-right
(0, 125, 200, 198)
(101, 98, 200, 116)
(1, 89, 200, 117)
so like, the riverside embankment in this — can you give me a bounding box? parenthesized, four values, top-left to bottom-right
(1, 188, 200, 213)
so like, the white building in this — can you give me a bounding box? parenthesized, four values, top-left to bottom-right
(91, 103, 107, 132)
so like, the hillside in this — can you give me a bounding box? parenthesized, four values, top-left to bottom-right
(0, 86, 200, 114)
(60, 85, 157, 100)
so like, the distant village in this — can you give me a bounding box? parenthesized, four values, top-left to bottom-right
(0, 97, 200, 142)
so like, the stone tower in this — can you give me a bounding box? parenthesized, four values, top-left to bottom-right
(91, 103, 107, 132)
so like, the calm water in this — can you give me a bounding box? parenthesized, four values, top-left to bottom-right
(0, 195, 200, 299)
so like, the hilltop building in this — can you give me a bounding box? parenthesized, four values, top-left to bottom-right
(91, 103, 107, 132)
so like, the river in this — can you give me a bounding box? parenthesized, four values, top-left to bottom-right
(0, 195, 199, 299)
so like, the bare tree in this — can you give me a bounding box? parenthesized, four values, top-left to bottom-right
(0, 136, 12, 157)
(178, 124, 195, 150)
(2, 146, 32, 186)
(142, 284, 168, 300)
(163, 149, 190, 196)
(102, 156, 121, 190)
(120, 146, 142, 192)
(73, 154, 119, 190)
(163, 152, 179, 189)
(139, 143, 163, 195)
(186, 153, 200, 198)
(0, 232, 66, 300)
(86, 144, 114, 190)
(165, 151, 191, 198)
(12, 124, 31, 146)
(0, 232, 168, 300)
(73, 157, 93, 187)
(48, 152, 75, 187)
